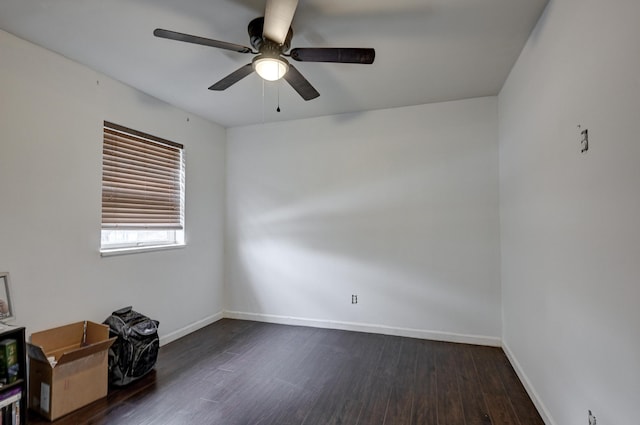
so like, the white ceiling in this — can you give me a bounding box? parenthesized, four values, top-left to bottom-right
(0, 0, 547, 128)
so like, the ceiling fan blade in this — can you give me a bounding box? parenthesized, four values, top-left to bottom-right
(208, 64, 255, 91)
(263, 0, 298, 45)
(283, 64, 319, 101)
(290, 48, 376, 64)
(154, 29, 253, 54)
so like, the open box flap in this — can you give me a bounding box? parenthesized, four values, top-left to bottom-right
(85, 321, 110, 344)
(31, 321, 86, 353)
(27, 343, 49, 363)
(55, 337, 116, 366)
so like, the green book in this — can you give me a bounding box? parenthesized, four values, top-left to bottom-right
(0, 339, 18, 384)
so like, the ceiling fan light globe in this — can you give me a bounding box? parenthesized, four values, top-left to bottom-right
(254, 57, 288, 81)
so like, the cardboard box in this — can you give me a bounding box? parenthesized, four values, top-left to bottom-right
(27, 321, 116, 421)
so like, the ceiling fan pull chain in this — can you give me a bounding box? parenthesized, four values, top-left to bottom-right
(277, 83, 281, 112)
(262, 79, 266, 123)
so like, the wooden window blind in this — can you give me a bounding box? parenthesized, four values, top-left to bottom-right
(102, 121, 184, 230)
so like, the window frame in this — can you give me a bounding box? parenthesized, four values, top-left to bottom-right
(100, 122, 185, 255)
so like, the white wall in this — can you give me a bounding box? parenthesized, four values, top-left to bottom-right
(226, 97, 501, 344)
(10, 4, 638, 420)
(0, 29, 226, 342)
(499, 0, 640, 424)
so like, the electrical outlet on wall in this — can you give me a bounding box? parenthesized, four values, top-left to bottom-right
(578, 124, 589, 153)
(588, 410, 596, 425)
(351, 294, 358, 304)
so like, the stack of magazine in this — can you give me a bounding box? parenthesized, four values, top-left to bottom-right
(0, 387, 20, 425)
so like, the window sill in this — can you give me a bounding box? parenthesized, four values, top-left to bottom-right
(100, 243, 186, 257)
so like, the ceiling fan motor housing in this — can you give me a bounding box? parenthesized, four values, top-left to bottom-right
(248, 17, 292, 53)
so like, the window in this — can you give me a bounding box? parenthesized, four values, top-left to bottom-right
(101, 121, 185, 253)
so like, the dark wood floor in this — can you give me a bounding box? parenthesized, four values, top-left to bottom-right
(28, 319, 544, 425)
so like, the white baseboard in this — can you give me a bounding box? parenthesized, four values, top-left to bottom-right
(223, 310, 501, 347)
(159, 311, 224, 346)
(502, 342, 555, 425)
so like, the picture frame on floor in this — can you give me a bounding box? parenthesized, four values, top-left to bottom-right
(0, 273, 14, 321)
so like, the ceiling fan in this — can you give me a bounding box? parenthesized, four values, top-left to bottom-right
(153, 0, 375, 101)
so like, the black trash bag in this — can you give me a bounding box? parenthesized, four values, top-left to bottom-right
(103, 306, 159, 386)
